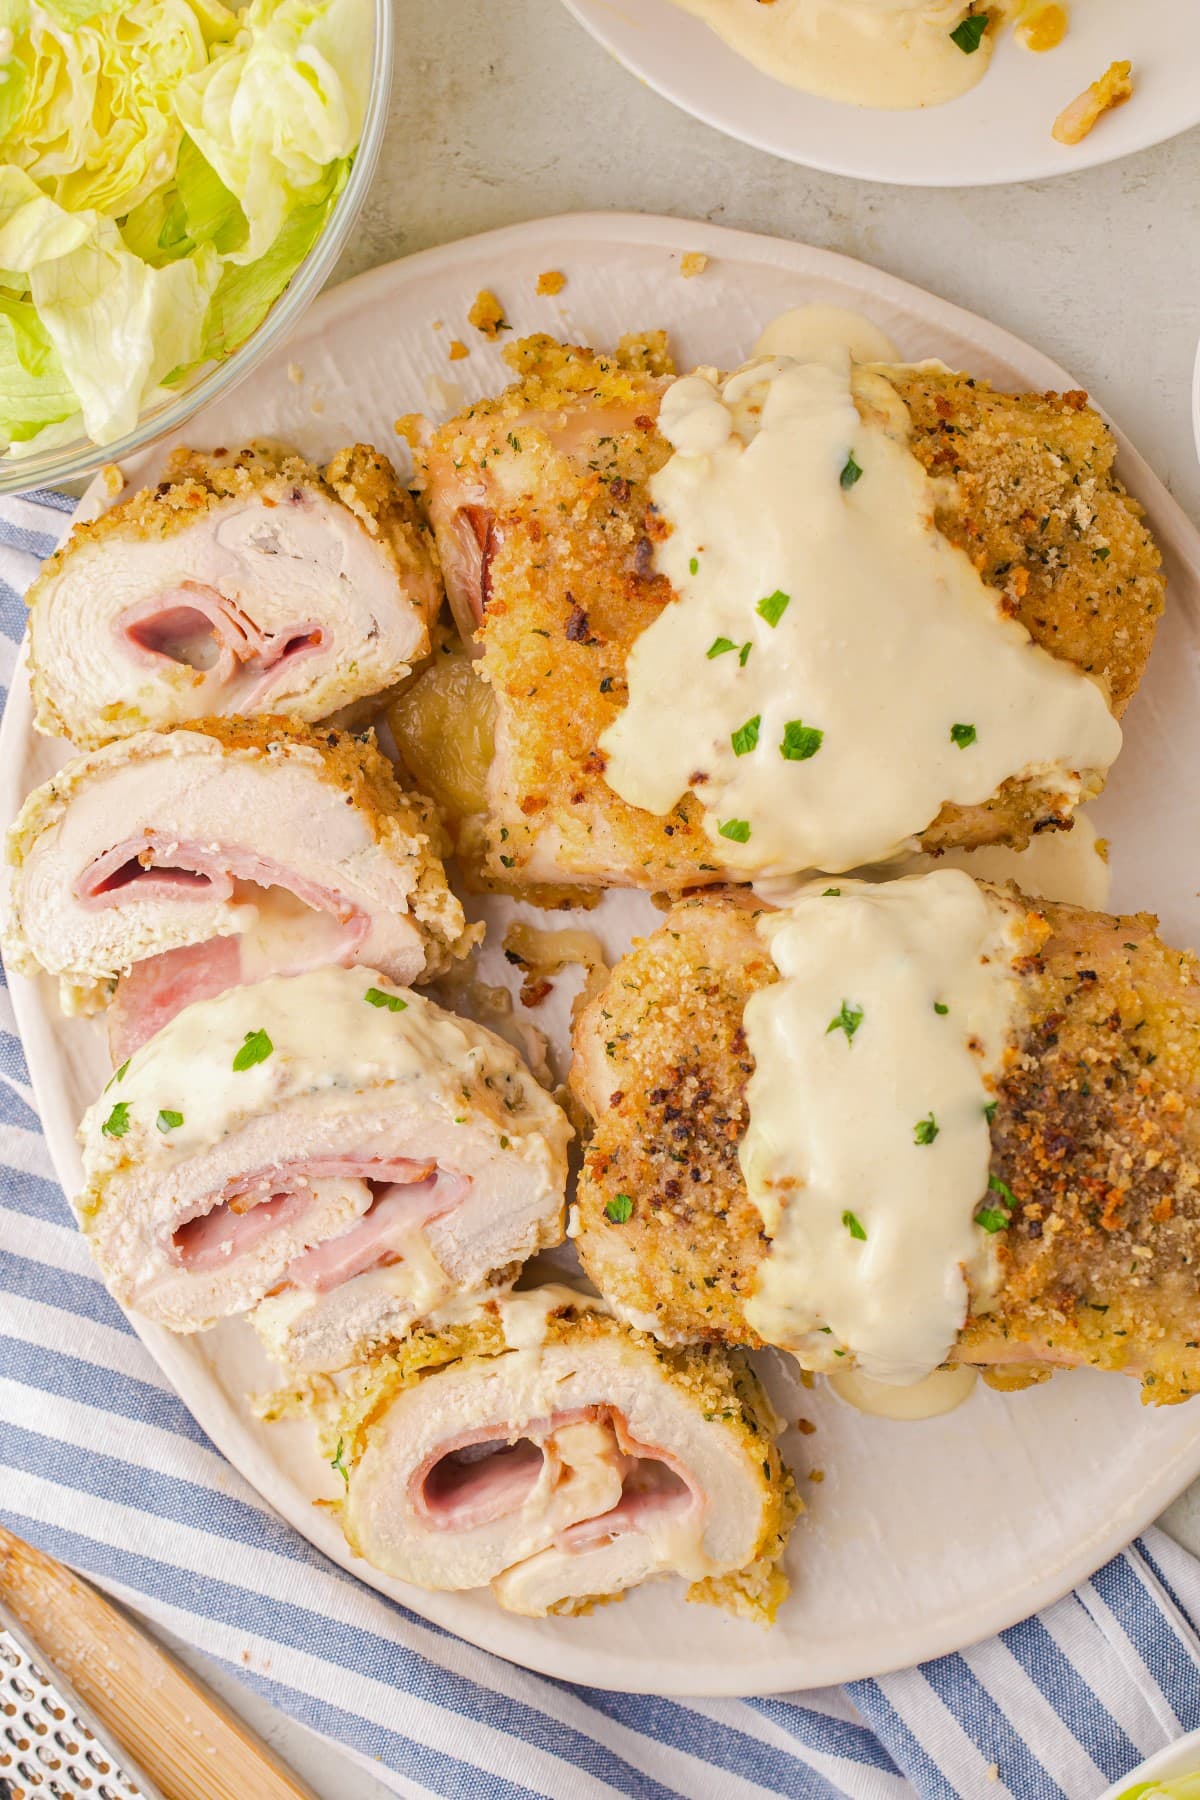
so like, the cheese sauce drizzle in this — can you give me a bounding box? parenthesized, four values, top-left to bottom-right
(600, 351, 1121, 877)
(665, 0, 1013, 110)
(740, 870, 1037, 1385)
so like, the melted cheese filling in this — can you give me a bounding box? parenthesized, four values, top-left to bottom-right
(600, 353, 1121, 877)
(665, 0, 1010, 110)
(741, 870, 1036, 1384)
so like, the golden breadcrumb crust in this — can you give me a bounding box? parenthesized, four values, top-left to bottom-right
(5, 716, 477, 979)
(571, 888, 1200, 1404)
(421, 339, 1162, 889)
(332, 1304, 798, 1621)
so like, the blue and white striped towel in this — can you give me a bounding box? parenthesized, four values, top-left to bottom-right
(1, 487, 1199, 1800)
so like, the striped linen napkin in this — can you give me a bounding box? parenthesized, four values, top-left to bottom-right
(2, 488, 1199, 1800)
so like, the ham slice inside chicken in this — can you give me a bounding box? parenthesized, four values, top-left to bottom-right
(117, 582, 326, 705)
(412, 1406, 699, 1543)
(171, 1160, 468, 1291)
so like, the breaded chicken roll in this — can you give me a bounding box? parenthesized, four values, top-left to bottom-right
(572, 875, 1200, 1404)
(334, 1295, 798, 1620)
(5, 720, 474, 1059)
(76, 968, 570, 1368)
(28, 445, 440, 749)
(419, 336, 1162, 890)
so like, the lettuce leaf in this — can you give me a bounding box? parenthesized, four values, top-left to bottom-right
(174, 0, 369, 262)
(0, 291, 77, 441)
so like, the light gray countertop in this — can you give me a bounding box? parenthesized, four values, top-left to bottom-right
(154, 1, 1200, 1790)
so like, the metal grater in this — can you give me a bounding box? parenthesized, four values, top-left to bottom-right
(0, 1599, 166, 1800)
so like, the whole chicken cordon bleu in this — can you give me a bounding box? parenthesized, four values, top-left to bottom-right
(417, 334, 1162, 890)
(572, 871, 1200, 1404)
(76, 966, 571, 1371)
(4, 718, 474, 1061)
(27, 444, 441, 749)
(332, 1290, 798, 1620)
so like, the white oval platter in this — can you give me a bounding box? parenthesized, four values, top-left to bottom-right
(5, 212, 1200, 1696)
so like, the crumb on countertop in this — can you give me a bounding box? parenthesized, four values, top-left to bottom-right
(468, 288, 509, 338)
(536, 269, 566, 296)
(680, 251, 709, 279)
(808, 1468, 825, 1484)
(796, 1418, 817, 1436)
(394, 414, 422, 449)
(1052, 59, 1133, 145)
(448, 338, 469, 361)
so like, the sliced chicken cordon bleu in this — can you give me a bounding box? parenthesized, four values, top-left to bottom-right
(571, 872, 1200, 1404)
(333, 1290, 798, 1620)
(76, 966, 571, 1370)
(28, 444, 440, 749)
(5, 718, 474, 1060)
(418, 334, 1162, 890)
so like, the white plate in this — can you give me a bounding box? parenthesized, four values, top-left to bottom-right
(1099, 1726, 1200, 1799)
(562, 0, 1200, 186)
(6, 212, 1200, 1697)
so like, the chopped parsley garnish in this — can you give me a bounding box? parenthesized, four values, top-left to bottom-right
(756, 589, 791, 628)
(823, 887, 841, 897)
(707, 636, 737, 659)
(330, 1438, 349, 1486)
(232, 1028, 274, 1072)
(156, 1110, 183, 1134)
(933, 1001, 949, 1015)
(1094, 546, 1111, 561)
(988, 1172, 1017, 1208)
(689, 556, 699, 575)
(975, 1206, 1010, 1233)
(842, 1210, 867, 1241)
(780, 719, 823, 762)
(950, 722, 977, 749)
(365, 986, 407, 1012)
(731, 714, 761, 757)
(718, 818, 751, 843)
(913, 1114, 939, 1146)
(984, 1100, 997, 1125)
(499, 854, 515, 868)
(102, 1102, 130, 1139)
(605, 1193, 633, 1224)
(738, 641, 752, 666)
(839, 453, 863, 489)
(949, 11, 988, 52)
(826, 1000, 863, 1044)
(507, 432, 521, 452)
(105, 1058, 130, 1093)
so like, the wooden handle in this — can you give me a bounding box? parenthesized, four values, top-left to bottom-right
(0, 1525, 319, 1800)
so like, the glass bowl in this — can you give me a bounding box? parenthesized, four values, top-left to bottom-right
(0, 0, 394, 498)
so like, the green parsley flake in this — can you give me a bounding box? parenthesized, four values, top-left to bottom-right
(950, 722, 977, 749)
(839, 453, 863, 489)
(707, 636, 736, 659)
(330, 1437, 349, 1486)
(102, 1101, 130, 1139)
(731, 714, 761, 757)
(756, 589, 791, 628)
(842, 1210, 867, 1241)
(823, 887, 841, 897)
(232, 1028, 274, 1072)
(1094, 546, 1111, 562)
(975, 1206, 1010, 1233)
(988, 1172, 1017, 1209)
(780, 719, 823, 762)
(365, 986, 407, 1012)
(826, 1000, 863, 1044)
(718, 818, 751, 843)
(933, 1001, 949, 1015)
(738, 641, 752, 666)
(689, 556, 699, 575)
(156, 1109, 183, 1134)
(605, 1193, 633, 1224)
(105, 1058, 130, 1093)
(950, 11, 988, 52)
(913, 1113, 939, 1146)
(984, 1100, 997, 1125)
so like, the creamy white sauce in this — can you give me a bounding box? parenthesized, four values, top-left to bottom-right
(754, 305, 900, 366)
(667, 0, 1009, 109)
(600, 354, 1120, 877)
(83, 965, 549, 1172)
(827, 1362, 978, 1418)
(741, 870, 1036, 1384)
